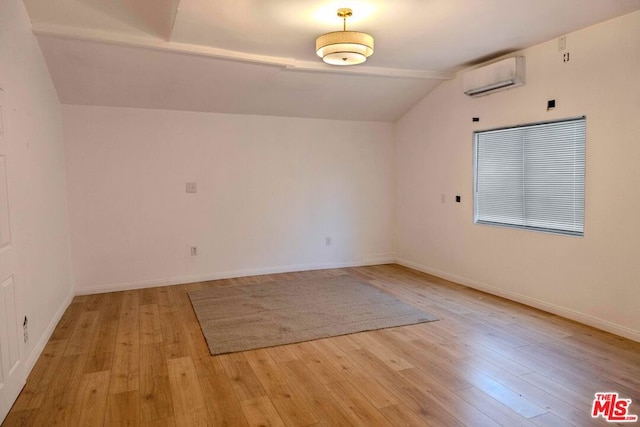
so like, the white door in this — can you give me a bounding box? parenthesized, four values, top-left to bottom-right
(0, 88, 25, 422)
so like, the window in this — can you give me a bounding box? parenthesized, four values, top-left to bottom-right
(474, 117, 586, 236)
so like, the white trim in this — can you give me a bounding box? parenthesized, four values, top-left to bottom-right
(74, 255, 396, 296)
(23, 288, 74, 375)
(283, 62, 453, 80)
(73, 254, 640, 342)
(395, 257, 640, 343)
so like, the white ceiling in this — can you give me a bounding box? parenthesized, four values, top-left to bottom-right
(24, 0, 640, 121)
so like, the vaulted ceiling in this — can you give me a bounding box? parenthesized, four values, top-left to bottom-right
(24, 0, 640, 121)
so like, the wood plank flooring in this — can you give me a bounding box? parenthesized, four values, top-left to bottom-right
(4, 264, 640, 426)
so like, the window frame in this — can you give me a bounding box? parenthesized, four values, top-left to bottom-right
(473, 116, 586, 237)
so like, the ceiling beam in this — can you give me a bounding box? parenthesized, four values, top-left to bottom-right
(31, 23, 454, 81)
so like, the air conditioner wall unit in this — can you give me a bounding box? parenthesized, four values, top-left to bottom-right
(463, 56, 525, 97)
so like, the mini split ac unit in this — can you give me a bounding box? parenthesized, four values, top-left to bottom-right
(463, 56, 525, 97)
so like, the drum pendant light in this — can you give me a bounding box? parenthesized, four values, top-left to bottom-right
(315, 8, 374, 66)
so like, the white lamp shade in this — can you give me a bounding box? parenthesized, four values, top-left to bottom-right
(316, 31, 374, 66)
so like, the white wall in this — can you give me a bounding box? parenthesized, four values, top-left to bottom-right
(395, 10, 640, 341)
(0, 0, 74, 370)
(63, 106, 395, 293)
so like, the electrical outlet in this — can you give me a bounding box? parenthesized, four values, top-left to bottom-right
(186, 182, 197, 193)
(23, 316, 28, 343)
(190, 246, 198, 256)
(325, 237, 331, 246)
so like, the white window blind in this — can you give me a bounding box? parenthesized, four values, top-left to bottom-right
(474, 117, 585, 236)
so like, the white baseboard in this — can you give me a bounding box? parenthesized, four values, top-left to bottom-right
(395, 258, 640, 343)
(23, 287, 74, 376)
(73, 254, 639, 342)
(74, 255, 396, 296)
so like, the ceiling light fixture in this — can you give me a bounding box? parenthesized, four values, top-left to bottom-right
(315, 8, 374, 66)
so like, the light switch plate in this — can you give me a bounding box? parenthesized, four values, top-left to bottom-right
(186, 182, 197, 193)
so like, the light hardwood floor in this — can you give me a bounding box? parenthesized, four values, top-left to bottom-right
(4, 264, 640, 426)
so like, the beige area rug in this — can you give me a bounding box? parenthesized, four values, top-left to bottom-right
(188, 275, 438, 355)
